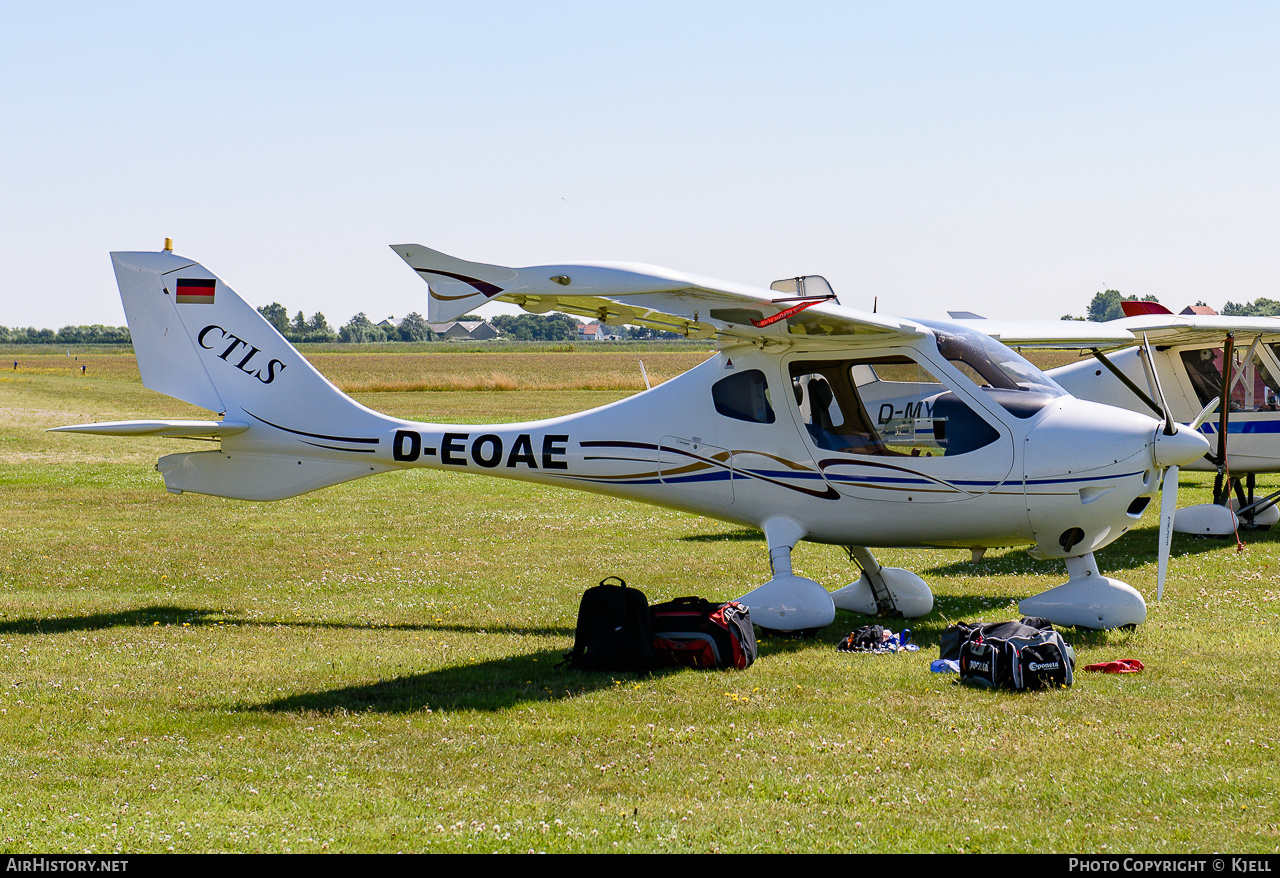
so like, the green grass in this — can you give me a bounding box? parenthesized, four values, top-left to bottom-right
(0, 358, 1278, 852)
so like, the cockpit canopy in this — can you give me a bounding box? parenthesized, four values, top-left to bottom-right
(920, 320, 1067, 419)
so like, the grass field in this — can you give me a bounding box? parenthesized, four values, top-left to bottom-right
(1, 347, 1278, 853)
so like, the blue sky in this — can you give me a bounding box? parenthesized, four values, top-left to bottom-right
(3, 2, 1278, 329)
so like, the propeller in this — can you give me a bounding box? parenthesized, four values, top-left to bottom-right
(1155, 397, 1219, 599)
(1144, 333, 1218, 600)
(1190, 398, 1220, 433)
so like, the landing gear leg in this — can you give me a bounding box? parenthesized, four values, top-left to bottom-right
(828, 547, 934, 618)
(735, 517, 834, 632)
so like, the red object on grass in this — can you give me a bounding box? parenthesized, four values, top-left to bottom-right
(1084, 659, 1145, 673)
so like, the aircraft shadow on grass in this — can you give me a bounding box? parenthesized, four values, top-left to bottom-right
(922, 520, 1271, 580)
(1, 598, 1130, 715)
(679, 528, 764, 544)
(0, 604, 575, 638)
(0, 605, 227, 635)
(247, 632, 854, 716)
(246, 648, 663, 715)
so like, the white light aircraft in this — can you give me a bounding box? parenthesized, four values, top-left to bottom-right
(959, 302, 1280, 539)
(55, 245, 1210, 632)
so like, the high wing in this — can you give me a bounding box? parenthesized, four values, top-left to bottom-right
(945, 314, 1137, 349)
(949, 310, 1280, 350)
(1109, 313, 1280, 348)
(392, 244, 925, 348)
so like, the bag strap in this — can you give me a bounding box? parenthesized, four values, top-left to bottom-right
(599, 576, 627, 588)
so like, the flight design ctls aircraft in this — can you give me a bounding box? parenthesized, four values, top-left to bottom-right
(55, 245, 1209, 632)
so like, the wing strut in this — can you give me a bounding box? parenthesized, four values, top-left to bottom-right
(1090, 348, 1164, 419)
(1214, 333, 1235, 468)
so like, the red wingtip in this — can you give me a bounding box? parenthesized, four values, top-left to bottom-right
(1120, 300, 1174, 317)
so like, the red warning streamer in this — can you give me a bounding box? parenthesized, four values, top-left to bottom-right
(750, 296, 835, 328)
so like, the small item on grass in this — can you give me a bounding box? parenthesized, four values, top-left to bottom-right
(1084, 659, 1145, 673)
(837, 626, 918, 654)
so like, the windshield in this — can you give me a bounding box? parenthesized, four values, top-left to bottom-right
(918, 320, 1066, 417)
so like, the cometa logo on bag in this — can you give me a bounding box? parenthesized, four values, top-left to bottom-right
(1028, 660, 1060, 672)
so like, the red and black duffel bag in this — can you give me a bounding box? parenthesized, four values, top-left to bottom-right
(649, 597, 757, 670)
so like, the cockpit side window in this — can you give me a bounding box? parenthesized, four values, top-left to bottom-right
(1186, 344, 1280, 412)
(1181, 348, 1225, 408)
(789, 354, 1000, 456)
(712, 369, 775, 424)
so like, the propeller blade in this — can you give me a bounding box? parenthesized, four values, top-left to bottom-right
(1157, 464, 1179, 600)
(1190, 397, 1219, 432)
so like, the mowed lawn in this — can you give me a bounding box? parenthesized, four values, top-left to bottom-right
(0, 345, 1278, 853)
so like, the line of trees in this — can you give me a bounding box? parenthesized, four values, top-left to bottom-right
(1222, 298, 1280, 317)
(488, 313, 684, 340)
(16, 292, 1280, 345)
(256, 303, 339, 342)
(489, 313, 578, 341)
(257, 303, 435, 343)
(9, 306, 729, 345)
(1063, 290, 1280, 322)
(0, 325, 133, 344)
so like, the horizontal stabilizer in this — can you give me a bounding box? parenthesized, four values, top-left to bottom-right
(157, 450, 395, 501)
(50, 419, 249, 438)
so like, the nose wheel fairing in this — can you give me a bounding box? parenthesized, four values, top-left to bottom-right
(1020, 552, 1147, 629)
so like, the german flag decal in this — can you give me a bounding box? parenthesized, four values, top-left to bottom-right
(175, 278, 216, 304)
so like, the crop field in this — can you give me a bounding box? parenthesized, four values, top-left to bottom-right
(0, 345, 1278, 853)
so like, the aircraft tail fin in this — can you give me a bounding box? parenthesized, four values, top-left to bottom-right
(390, 244, 515, 324)
(57, 250, 397, 500)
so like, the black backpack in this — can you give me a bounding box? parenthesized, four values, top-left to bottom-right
(564, 577, 654, 673)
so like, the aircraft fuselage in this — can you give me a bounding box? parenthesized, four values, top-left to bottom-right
(192, 338, 1166, 562)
